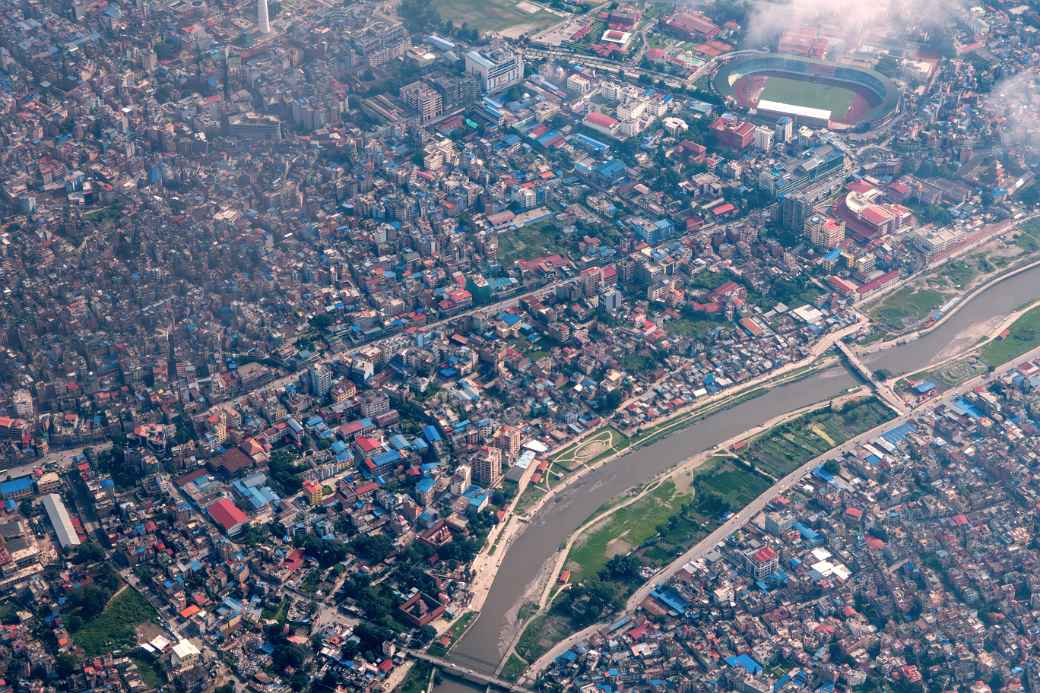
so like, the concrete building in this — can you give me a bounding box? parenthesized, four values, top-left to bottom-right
(806, 214, 846, 249)
(400, 81, 444, 124)
(257, 0, 270, 34)
(465, 45, 524, 94)
(308, 364, 332, 398)
(473, 447, 502, 487)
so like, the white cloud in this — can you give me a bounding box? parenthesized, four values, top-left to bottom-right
(742, 0, 965, 47)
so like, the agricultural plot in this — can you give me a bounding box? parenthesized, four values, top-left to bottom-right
(739, 398, 895, 479)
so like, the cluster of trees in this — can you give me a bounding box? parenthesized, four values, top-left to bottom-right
(268, 448, 305, 496)
(61, 562, 122, 633)
(598, 554, 641, 584)
(555, 579, 624, 628)
(296, 534, 349, 569)
(264, 623, 311, 689)
(349, 534, 394, 564)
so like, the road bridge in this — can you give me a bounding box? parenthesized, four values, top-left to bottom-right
(405, 650, 534, 693)
(835, 341, 907, 415)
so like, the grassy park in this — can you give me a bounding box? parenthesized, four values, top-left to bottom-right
(551, 427, 630, 471)
(981, 303, 1040, 367)
(73, 588, 158, 656)
(565, 479, 692, 581)
(870, 286, 948, 332)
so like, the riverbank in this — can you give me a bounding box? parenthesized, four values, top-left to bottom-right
(858, 242, 1040, 357)
(428, 322, 863, 663)
(523, 336, 1040, 683)
(505, 390, 882, 675)
(439, 257, 1040, 690)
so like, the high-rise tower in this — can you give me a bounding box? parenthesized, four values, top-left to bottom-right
(257, 0, 271, 34)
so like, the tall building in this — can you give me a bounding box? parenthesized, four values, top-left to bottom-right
(806, 214, 845, 249)
(465, 45, 524, 94)
(774, 116, 793, 144)
(753, 125, 774, 152)
(400, 81, 444, 124)
(473, 447, 502, 487)
(308, 364, 332, 398)
(494, 425, 521, 460)
(257, 0, 271, 34)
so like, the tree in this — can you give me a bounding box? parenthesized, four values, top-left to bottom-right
(399, 0, 441, 33)
(349, 534, 393, 564)
(271, 642, 307, 672)
(557, 580, 622, 627)
(599, 554, 642, 584)
(73, 543, 106, 565)
(56, 653, 80, 679)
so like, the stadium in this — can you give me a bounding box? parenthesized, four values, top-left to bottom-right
(713, 53, 900, 131)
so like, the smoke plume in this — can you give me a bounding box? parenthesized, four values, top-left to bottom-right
(986, 68, 1040, 154)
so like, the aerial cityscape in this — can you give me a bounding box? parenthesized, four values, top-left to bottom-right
(3, 0, 1040, 691)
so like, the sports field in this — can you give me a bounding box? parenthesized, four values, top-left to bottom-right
(432, 0, 557, 34)
(757, 75, 856, 116)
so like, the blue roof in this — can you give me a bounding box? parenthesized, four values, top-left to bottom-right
(0, 477, 34, 497)
(912, 381, 936, 395)
(422, 425, 442, 443)
(416, 477, 436, 493)
(882, 421, 915, 444)
(726, 654, 763, 675)
(952, 397, 983, 418)
(372, 449, 402, 466)
(499, 312, 522, 326)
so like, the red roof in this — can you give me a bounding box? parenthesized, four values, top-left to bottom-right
(585, 111, 619, 128)
(207, 498, 247, 531)
(752, 546, 778, 563)
(861, 205, 894, 227)
(356, 436, 381, 453)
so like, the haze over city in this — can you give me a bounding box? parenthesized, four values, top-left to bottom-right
(1, 0, 1040, 691)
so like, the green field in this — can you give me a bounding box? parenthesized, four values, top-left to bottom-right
(665, 316, 725, 339)
(981, 303, 1040, 367)
(73, 588, 158, 656)
(432, 0, 557, 33)
(695, 458, 772, 510)
(129, 654, 164, 689)
(565, 479, 692, 581)
(740, 398, 895, 479)
(759, 76, 855, 117)
(870, 286, 948, 332)
(498, 223, 569, 265)
(501, 653, 529, 682)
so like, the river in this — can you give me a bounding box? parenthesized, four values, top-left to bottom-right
(434, 262, 1040, 692)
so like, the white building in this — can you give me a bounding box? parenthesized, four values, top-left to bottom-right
(465, 46, 524, 94)
(41, 494, 80, 549)
(754, 125, 774, 152)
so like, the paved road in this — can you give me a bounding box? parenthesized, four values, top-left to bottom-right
(406, 649, 533, 693)
(201, 275, 583, 416)
(526, 339, 1040, 679)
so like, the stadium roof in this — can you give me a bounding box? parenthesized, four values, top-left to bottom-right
(757, 99, 831, 122)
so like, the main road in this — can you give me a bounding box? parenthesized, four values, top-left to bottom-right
(435, 259, 1040, 692)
